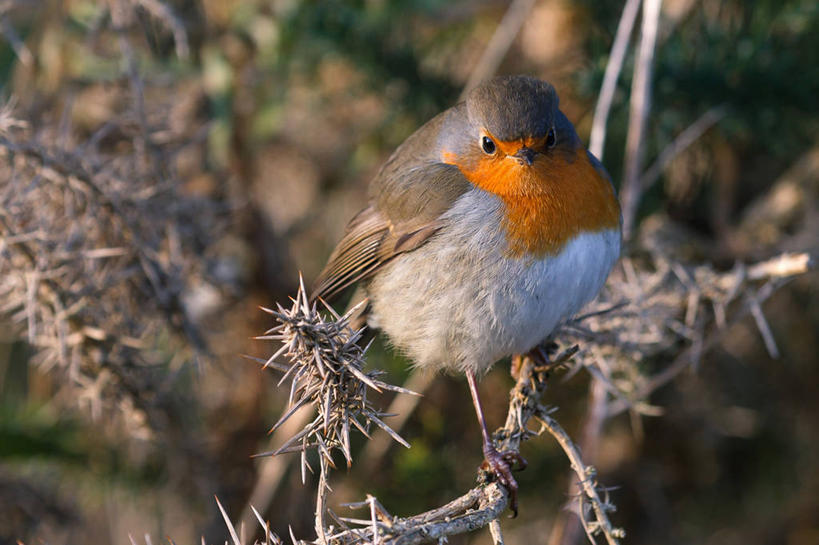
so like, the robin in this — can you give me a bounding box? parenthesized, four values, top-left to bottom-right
(311, 75, 621, 513)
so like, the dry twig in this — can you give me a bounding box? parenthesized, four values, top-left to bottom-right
(557, 251, 813, 419)
(589, 0, 642, 160)
(0, 86, 220, 433)
(254, 278, 419, 543)
(620, 0, 663, 240)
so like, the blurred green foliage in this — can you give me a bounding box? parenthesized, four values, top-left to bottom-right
(575, 0, 819, 230)
(278, 0, 460, 106)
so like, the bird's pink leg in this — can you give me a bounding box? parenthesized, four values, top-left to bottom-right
(466, 371, 526, 516)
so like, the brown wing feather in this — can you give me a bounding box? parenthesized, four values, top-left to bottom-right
(310, 205, 448, 302)
(311, 207, 390, 301)
(311, 109, 471, 303)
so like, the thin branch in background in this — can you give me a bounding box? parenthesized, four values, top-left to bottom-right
(749, 296, 780, 359)
(110, 0, 150, 165)
(358, 370, 435, 468)
(0, 99, 27, 133)
(110, 0, 189, 184)
(640, 105, 728, 190)
(620, 0, 663, 241)
(536, 412, 624, 545)
(460, 0, 538, 99)
(589, 0, 642, 160)
(0, 14, 33, 66)
(559, 252, 815, 420)
(237, 406, 313, 544)
(747, 252, 812, 280)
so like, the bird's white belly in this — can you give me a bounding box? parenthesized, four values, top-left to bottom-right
(367, 188, 620, 373)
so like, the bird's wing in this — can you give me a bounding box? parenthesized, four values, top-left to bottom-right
(311, 206, 388, 301)
(311, 115, 472, 303)
(309, 205, 445, 302)
(310, 164, 471, 302)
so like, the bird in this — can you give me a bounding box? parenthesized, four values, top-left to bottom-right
(311, 75, 621, 513)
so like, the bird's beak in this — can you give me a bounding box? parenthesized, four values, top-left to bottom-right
(514, 146, 536, 166)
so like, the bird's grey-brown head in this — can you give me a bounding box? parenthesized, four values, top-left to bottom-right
(465, 76, 558, 142)
(437, 75, 579, 170)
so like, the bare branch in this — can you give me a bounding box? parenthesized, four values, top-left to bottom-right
(358, 370, 435, 468)
(587, 252, 815, 418)
(589, 0, 642, 159)
(536, 412, 624, 545)
(749, 296, 780, 359)
(239, 408, 314, 542)
(640, 105, 727, 190)
(620, 0, 663, 241)
(488, 519, 505, 545)
(747, 252, 813, 280)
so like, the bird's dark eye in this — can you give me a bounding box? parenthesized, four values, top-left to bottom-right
(545, 127, 557, 149)
(481, 135, 496, 154)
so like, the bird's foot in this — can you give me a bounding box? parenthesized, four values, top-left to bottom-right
(530, 341, 559, 367)
(511, 341, 559, 379)
(510, 354, 524, 380)
(480, 444, 527, 517)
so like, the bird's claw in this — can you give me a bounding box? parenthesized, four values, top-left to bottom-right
(511, 342, 559, 379)
(481, 446, 527, 517)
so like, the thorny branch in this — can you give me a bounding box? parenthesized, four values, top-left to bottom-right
(252, 279, 627, 544)
(558, 251, 813, 421)
(238, 247, 814, 545)
(549, 250, 813, 545)
(252, 277, 417, 467)
(0, 0, 221, 432)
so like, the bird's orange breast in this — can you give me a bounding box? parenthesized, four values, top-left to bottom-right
(443, 146, 620, 258)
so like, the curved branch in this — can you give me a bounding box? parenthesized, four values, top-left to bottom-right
(329, 347, 623, 545)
